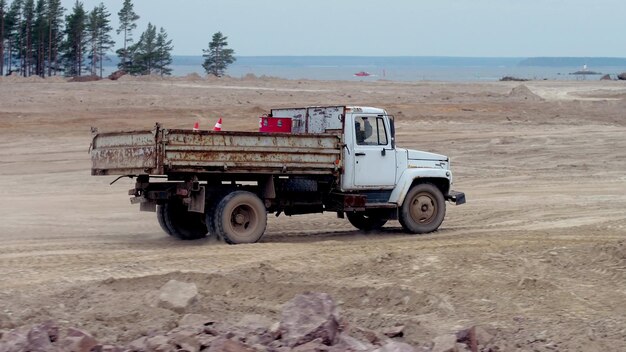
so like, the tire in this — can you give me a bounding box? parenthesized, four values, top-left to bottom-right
(347, 212, 388, 231)
(205, 191, 227, 239)
(213, 190, 267, 244)
(399, 183, 446, 234)
(163, 200, 208, 240)
(156, 204, 174, 236)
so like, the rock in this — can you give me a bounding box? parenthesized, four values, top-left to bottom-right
(179, 314, 213, 328)
(431, 334, 458, 352)
(269, 322, 281, 340)
(62, 328, 98, 352)
(236, 314, 273, 333)
(383, 325, 405, 338)
(291, 338, 329, 351)
(39, 321, 60, 343)
(172, 335, 200, 352)
(456, 343, 471, 352)
(158, 280, 198, 313)
(92, 345, 123, 352)
(373, 341, 415, 352)
(279, 292, 339, 347)
(233, 314, 277, 346)
(618, 72, 626, 80)
(146, 335, 175, 352)
(456, 326, 476, 350)
(26, 324, 56, 352)
(0, 326, 29, 352)
(127, 336, 148, 351)
(197, 334, 218, 349)
(169, 327, 201, 352)
(249, 343, 270, 352)
(205, 336, 257, 352)
(329, 333, 373, 351)
(600, 74, 612, 81)
(350, 327, 387, 346)
(473, 326, 494, 346)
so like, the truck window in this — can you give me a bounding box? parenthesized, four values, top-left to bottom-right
(355, 116, 388, 146)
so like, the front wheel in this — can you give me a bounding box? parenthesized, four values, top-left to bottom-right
(213, 191, 267, 244)
(347, 212, 388, 231)
(399, 183, 446, 234)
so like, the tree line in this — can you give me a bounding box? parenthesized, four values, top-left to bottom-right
(0, 0, 236, 78)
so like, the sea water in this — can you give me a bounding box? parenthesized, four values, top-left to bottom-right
(104, 56, 626, 81)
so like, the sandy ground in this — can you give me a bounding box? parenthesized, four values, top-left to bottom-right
(0, 75, 625, 351)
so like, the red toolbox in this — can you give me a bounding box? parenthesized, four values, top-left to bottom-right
(259, 117, 293, 133)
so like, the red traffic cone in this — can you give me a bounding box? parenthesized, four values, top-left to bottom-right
(193, 121, 200, 131)
(213, 118, 223, 131)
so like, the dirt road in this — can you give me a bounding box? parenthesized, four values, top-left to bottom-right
(0, 76, 625, 350)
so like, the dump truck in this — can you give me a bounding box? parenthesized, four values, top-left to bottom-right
(90, 106, 465, 244)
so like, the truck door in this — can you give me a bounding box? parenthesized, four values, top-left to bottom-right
(352, 115, 396, 188)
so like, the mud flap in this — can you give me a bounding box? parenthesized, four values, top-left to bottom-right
(188, 186, 206, 213)
(140, 201, 157, 212)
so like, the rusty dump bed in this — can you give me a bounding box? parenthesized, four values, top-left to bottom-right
(91, 127, 342, 176)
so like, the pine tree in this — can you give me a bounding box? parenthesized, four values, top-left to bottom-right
(6, 0, 23, 75)
(116, 0, 138, 72)
(32, 0, 46, 77)
(62, 0, 86, 76)
(202, 31, 235, 77)
(87, 3, 113, 77)
(154, 26, 172, 76)
(46, 0, 63, 76)
(128, 22, 155, 75)
(22, 0, 34, 76)
(0, 0, 6, 75)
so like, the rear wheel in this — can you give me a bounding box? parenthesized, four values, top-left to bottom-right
(214, 191, 267, 244)
(156, 204, 174, 236)
(163, 200, 208, 240)
(347, 212, 388, 231)
(205, 191, 228, 239)
(399, 183, 446, 234)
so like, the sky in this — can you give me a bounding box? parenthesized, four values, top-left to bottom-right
(60, 0, 626, 57)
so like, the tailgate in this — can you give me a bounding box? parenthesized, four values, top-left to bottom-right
(91, 130, 158, 175)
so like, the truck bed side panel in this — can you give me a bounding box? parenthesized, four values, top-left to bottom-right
(163, 130, 341, 175)
(91, 130, 158, 175)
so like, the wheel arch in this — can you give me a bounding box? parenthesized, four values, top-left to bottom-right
(388, 169, 451, 206)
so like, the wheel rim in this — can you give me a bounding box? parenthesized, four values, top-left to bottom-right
(227, 203, 258, 239)
(410, 192, 437, 224)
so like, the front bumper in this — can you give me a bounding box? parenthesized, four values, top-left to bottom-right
(446, 190, 466, 205)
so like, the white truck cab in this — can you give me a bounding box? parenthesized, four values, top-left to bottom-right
(337, 106, 464, 233)
(270, 105, 465, 235)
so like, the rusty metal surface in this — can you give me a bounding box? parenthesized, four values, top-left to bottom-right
(307, 106, 344, 133)
(91, 130, 158, 175)
(270, 108, 307, 133)
(271, 106, 344, 134)
(91, 128, 341, 176)
(163, 130, 341, 175)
